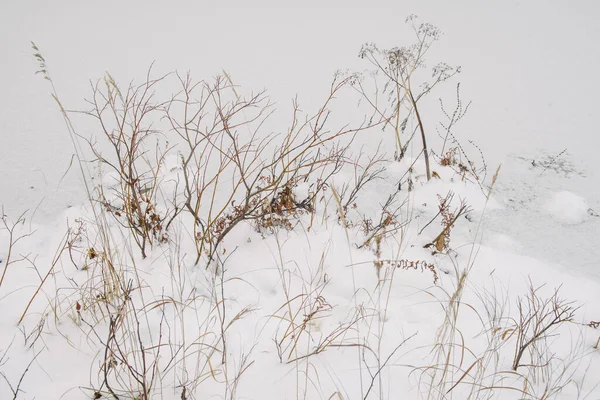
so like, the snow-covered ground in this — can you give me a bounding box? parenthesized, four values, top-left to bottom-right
(1, 2, 600, 399)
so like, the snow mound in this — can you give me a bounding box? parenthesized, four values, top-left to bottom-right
(545, 191, 588, 224)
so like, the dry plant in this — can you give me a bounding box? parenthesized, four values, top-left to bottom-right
(18, 225, 73, 325)
(438, 83, 471, 157)
(360, 236, 420, 400)
(416, 258, 470, 400)
(44, 62, 185, 397)
(509, 282, 577, 373)
(81, 279, 164, 399)
(271, 240, 363, 366)
(337, 145, 387, 217)
(414, 264, 585, 400)
(164, 72, 384, 267)
(68, 219, 256, 399)
(432, 83, 488, 192)
(60, 223, 214, 399)
(15, 213, 163, 398)
(423, 192, 472, 254)
(0, 340, 41, 400)
(333, 179, 423, 399)
(82, 70, 180, 259)
(415, 168, 499, 399)
(0, 209, 34, 293)
(266, 237, 372, 399)
(355, 15, 460, 179)
(152, 242, 222, 397)
(368, 238, 439, 285)
(462, 283, 513, 398)
(358, 194, 406, 249)
(475, 283, 588, 400)
(590, 320, 600, 349)
(273, 290, 335, 363)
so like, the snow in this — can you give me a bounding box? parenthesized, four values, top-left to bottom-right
(545, 191, 589, 225)
(2, 1, 600, 399)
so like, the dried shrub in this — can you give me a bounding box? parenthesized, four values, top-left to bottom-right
(424, 192, 471, 253)
(510, 283, 577, 372)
